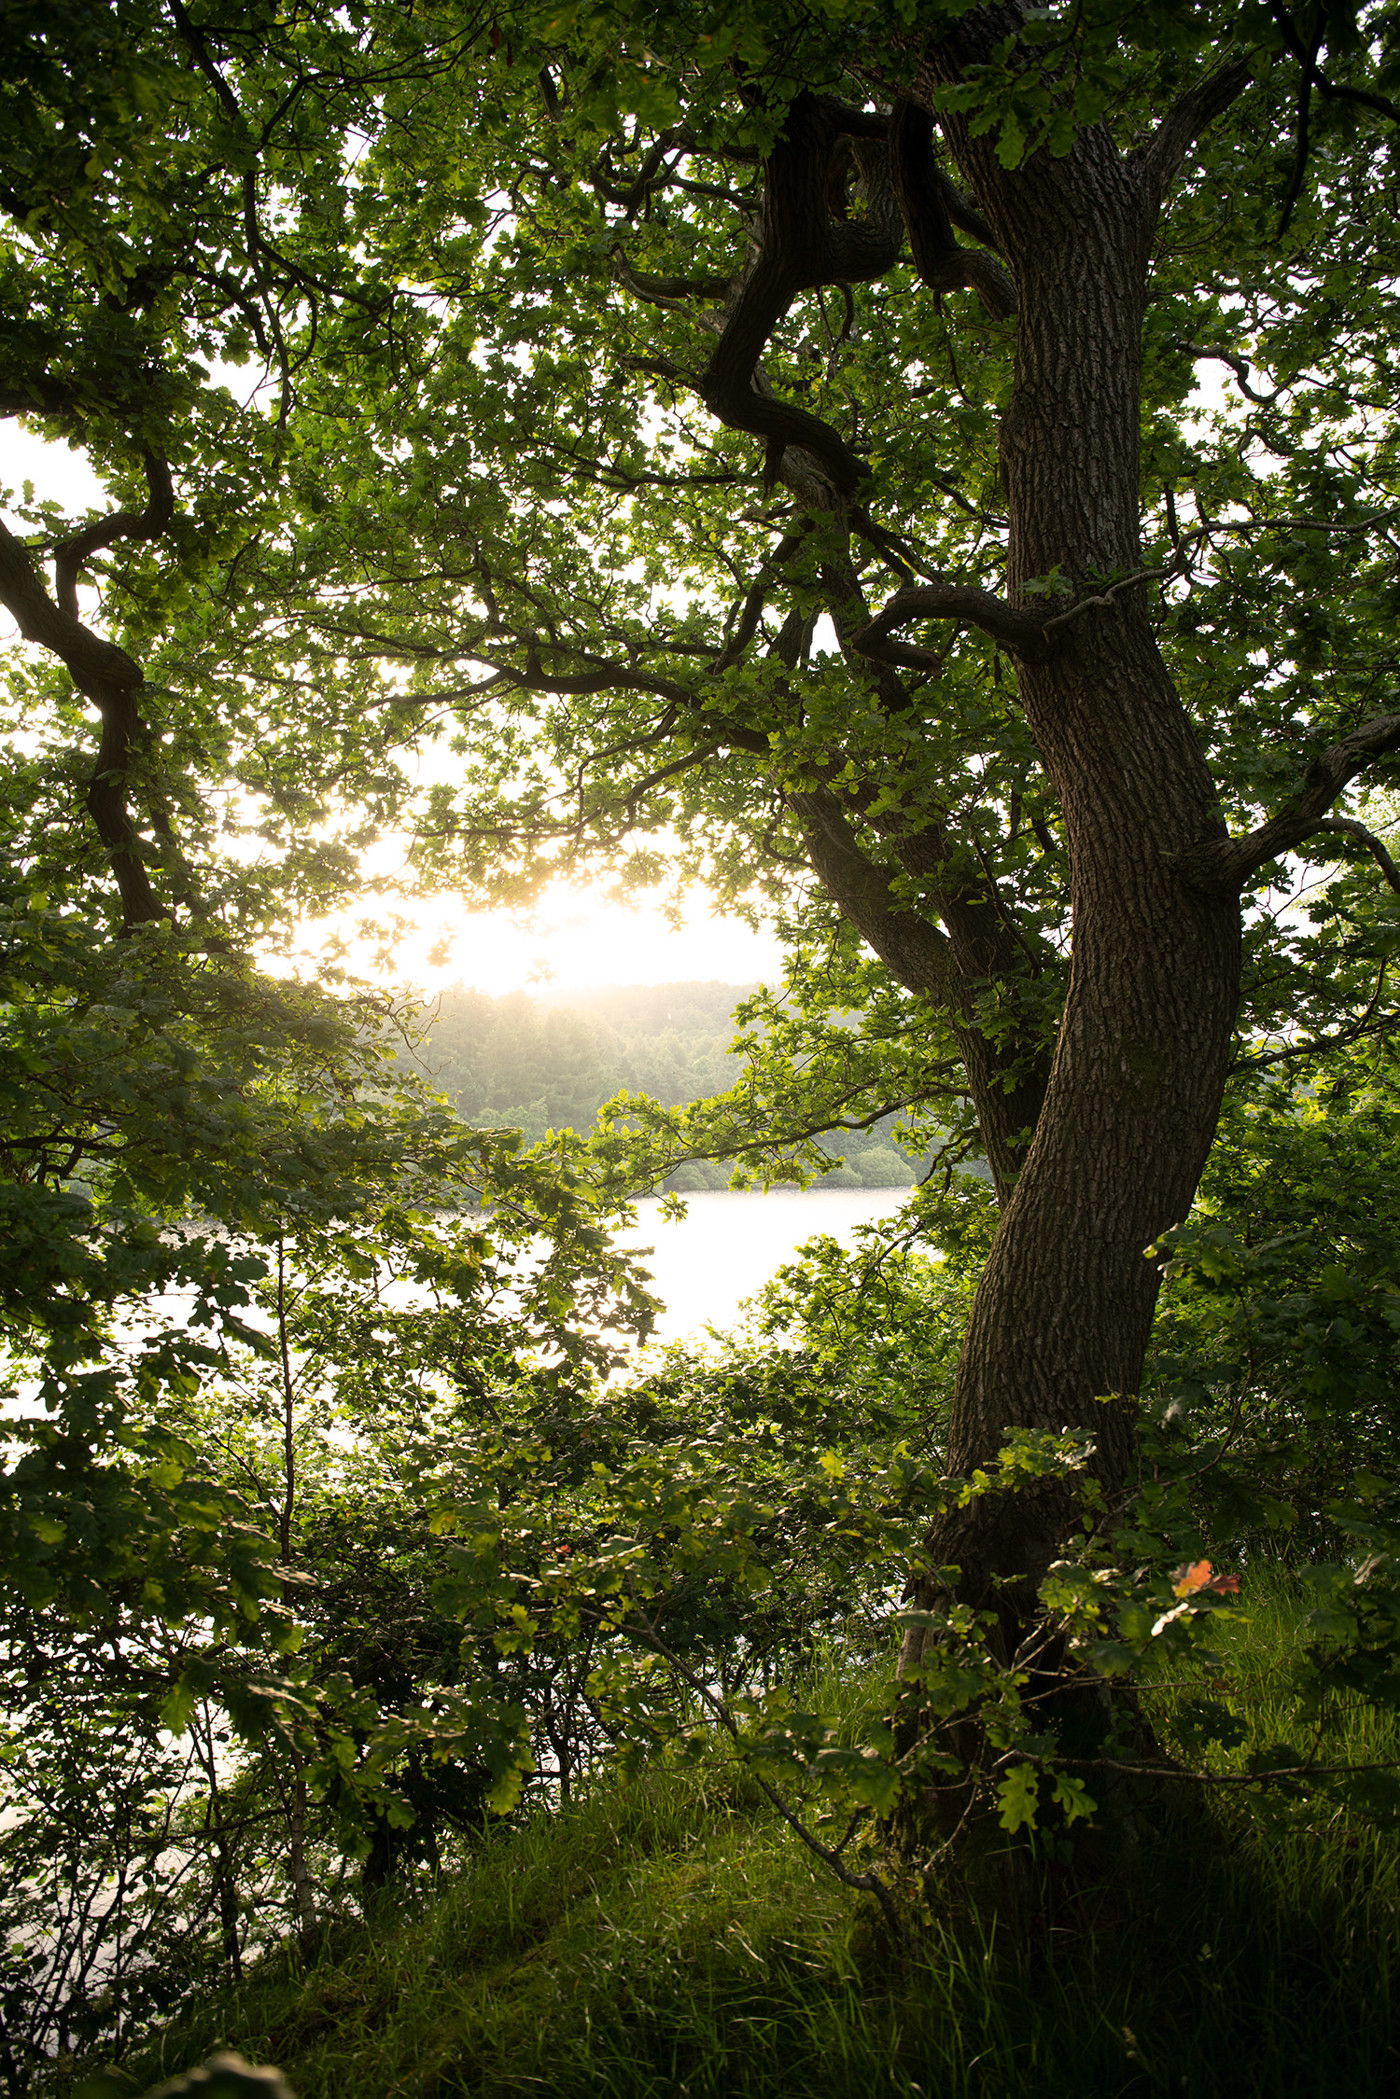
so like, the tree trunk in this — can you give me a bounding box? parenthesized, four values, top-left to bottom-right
(285, 1749, 318, 1944)
(903, 50, 1242, 1648)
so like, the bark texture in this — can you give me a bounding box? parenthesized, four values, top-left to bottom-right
(902, 23, 1243, 1643)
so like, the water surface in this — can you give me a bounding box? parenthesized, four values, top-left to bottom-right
(619, 1185, 911, 1346)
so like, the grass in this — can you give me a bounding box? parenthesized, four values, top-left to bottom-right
(81, 1585, 1400, 2099)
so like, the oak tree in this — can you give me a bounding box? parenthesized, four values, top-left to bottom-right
(10, 0, 1400, 1842)
(204, 0, 1400, 1663)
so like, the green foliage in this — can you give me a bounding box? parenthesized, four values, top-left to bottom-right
(1148, 1045, 1400, 1550)
(419, 977, 932, 1187)
(88, 1635, 1400, 2099)
(0, 827, 658, 2075)
(14, 3, 1400, 2090)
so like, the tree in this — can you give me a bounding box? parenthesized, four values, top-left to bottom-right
(10, 0, 1400, 1872)
(172, 1, 1400, 1664)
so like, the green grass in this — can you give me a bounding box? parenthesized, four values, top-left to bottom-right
(88, 1589, 1400, 2099)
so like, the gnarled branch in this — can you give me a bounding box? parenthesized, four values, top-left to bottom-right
(850, 579, 1050, 663)
(0, 518, 162, 925)
(889, 100, 1016, 320)
(700, 92, 906, 495)
(53, 450, 175, 619)
(1178, 712, 1400, 896)
(1264, 0, 1400, 125)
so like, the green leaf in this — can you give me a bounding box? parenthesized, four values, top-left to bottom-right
(996, 1763, 1040, 1833)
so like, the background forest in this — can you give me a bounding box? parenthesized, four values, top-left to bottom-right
(7, 1, 1400, 2096)
(420, 980, 924, 1184)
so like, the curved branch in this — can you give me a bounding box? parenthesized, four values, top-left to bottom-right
(53, 450, 175, 619)
(1041, 564, 1174, 632)
(1177, 343, 1282, 408)
(699, 93, 905, 495)
(713, 528, 809, 670)
(591, 125, 695, 213)
(612, 256, 732, 307)
(1264, 0, 1400, 124)
(889, 100, 1016, 320)
(1135, 55, 1254, 198)
(1235, 954, 1392, 1073)
(850, 578, 1050, 662)
(620, 1081, 960, 1181)
(1304, 817, 1400, 893)
(0, 519, 162, 925)
(1178, 712, 1400, 896)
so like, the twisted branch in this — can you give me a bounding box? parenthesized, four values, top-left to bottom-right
(700, 93, 903, 494)
(53, 450, 175, 619)
(889, 100, 1016, 320)
(1179, 712, 1400, 896)
(0, 518, 163, 925)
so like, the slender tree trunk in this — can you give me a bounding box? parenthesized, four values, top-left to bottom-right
(285, 1753, 318, 1943)
(197, 1704, 244, 1982)
(273, 1238, 317, 1941)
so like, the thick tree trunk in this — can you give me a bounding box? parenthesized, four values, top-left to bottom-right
(904, 51, 1242, 1641)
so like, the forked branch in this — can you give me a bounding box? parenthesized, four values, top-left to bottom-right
(1179, 712, 1400, 896)
(53, 450, 175, 619)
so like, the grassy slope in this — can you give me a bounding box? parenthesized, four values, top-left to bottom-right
(104, 1600, 1400, 2099)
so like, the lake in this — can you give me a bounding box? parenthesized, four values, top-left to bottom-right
(618, 1185, 913, 1347)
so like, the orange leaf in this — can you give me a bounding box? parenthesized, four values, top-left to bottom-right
(1171, 1559, 1213, 1598)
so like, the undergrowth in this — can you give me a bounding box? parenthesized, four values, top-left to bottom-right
(72, 1581, 1400, 2099)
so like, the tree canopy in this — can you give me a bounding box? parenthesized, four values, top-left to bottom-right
(10, 0, 1400, 2077)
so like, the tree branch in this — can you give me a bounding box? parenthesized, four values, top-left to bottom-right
(53, 450, 175, 619)
(1178, 713, 1400, 895)
(1307, 816, 1400, 893)
(0, 519, 162, 925)
(850, 579, 1050, 662)
(612, 255, 732, 306)
(1177, 343, 1282, 408)
(889, 100, 1016, 320)
(1234, 953, 1392, 1073)
(1041, 565, 1175, 633)
(1264, 0, 1400, 124)
(699, 92, 907, 496)
(1136, 56, 1254, 198)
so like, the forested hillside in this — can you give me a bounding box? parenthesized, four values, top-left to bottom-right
(417, 981, 923, 1186)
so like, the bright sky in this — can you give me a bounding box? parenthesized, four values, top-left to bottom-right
(295, 871, 784, 997)
(2, 424, 782, 998)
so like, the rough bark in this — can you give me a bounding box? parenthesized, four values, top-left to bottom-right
(632, 26, 1253, 1547)
(898, 24, 1243, 1653)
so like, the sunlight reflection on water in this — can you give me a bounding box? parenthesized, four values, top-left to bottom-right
(619, 1185, 912, 1349)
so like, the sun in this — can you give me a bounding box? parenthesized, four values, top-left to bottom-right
(288, 870, 785, 999)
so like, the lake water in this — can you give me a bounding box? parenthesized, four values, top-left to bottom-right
(618, 1186, 912, 1347)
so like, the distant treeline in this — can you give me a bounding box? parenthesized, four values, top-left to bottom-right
(415, 982, 919, 1188)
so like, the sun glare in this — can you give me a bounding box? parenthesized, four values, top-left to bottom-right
(291, 874, 785, 999)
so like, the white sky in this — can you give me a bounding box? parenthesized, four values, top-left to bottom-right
(293, 872, 784, 996)
(1, 424, 781, 998)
